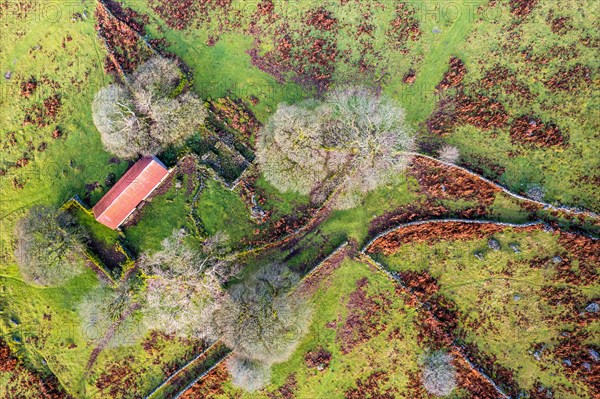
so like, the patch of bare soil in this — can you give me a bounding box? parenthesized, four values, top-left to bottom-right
(436, 57, 466, 91)
(180, 362, 229, 399)
(345, 371, 398, 399)
(336, 277, 392, 354)
(509, 116, 567, 147)
(387, 3, 421, 53)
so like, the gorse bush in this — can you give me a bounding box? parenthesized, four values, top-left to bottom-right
(92, 56, 207, 159)
(257, 87, 414, 209)
(14, 205, 86, 286)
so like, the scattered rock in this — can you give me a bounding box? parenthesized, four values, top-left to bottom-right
(474, 252, 484, 260)
(585, 302, 599, 313)
(488, 238, 501, 251)
(513, 294, 521, 301)
(4, 71, 11, 80)
(509, 243, 521, 254)
(588, 349, 599, 362)
(583, 362, 591, 371)
(533, 350, 542, 361)
(432, 26, 442, 34)
(552, 256, 563, 264)
(563, 359, 572, 367)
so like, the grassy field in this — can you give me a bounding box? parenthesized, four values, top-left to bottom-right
(0, 0, 597, 398)
(377, 227, 599, 399)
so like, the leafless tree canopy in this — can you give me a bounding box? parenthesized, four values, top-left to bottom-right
(92, 56, 207, 159)
(421, 350, 457, 397)
(139, 230, 230, 339)
(14, 205, 86, 286)
(78, 281, 145, 348)
(212, 263, 312, 365)
(227, 355, 272, 392)
(257, 87, 414, 209)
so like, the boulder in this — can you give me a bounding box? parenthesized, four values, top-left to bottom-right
(488, 238, 501, 251)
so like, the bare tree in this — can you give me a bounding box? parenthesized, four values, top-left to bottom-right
(256, 87, 414, 209)
(227, 355, 271, 392)
(92, 56, 207, 159)
(438, 144, 460, 164)
(14, 205, 86, 286)
(421, 350, 457, 397)
(212, 263, 312, 365)
(139, 229, 230, 339)
(78, 280, 145, 348)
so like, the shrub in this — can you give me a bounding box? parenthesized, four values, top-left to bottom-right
(14, 205, 86, 286)
(421, 350, 457, 397)
(438, 144, 460, 164)
(92, 56, 207, 159)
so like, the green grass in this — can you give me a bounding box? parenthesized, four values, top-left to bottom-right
(123, 178, 196, 254)
(196, 179, 254, 245)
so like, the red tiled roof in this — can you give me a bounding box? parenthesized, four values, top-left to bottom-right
(93, 156, 169, 229)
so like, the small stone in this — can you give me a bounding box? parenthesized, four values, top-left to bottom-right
(513, 294, 521, 301)
(4, 71, 11, 80)
(563, 359, 572, 367)
(432, 26, 442, 34)
(509, 243, 521, 254)
(317, 363, 325, 371)
(588, 349, 600, 362)
(585, 302, 599, 313)
(488, 238, 501, 251)
(533, 350, 542, 361)
(552, 256, 563, 264)
(474, 252, 484, 260)
(582, 362, 591, 371)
